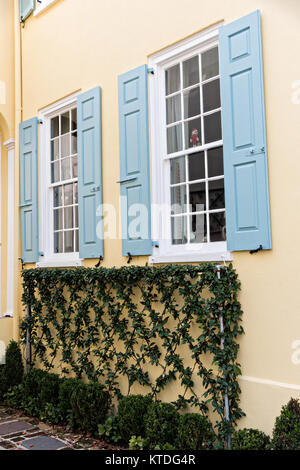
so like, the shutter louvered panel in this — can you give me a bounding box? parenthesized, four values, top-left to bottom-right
(219, 10, 272, 251)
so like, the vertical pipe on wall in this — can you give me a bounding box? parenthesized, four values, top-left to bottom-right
(216, 264, 231, 449)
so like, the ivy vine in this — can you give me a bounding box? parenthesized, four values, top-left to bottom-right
(20, 263, 244, 439)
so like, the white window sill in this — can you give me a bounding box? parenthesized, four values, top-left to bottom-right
(36, 259, 82, 268)
(149, 251, 232, 264)
(34, 0, 59, 16)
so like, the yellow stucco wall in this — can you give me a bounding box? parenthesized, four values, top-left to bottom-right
(0, 0, 15, 349)
(0, 0, 300, 434)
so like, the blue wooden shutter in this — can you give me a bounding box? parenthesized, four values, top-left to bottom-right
(219, 10, 271, 251)
(77, 87, 103, 259)
(20, 118, 38, 263)
(118, 65, 152, 257)
(20, 0, 34, 22)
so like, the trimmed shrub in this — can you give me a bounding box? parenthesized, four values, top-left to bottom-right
(231, 428, 271, 450)
(118, 394, 153, 442)
(58, 377, 81, 425)
(176, 413, 215, 450)
(145, 401, 180, 448)
(5, 341, 24, 388)
(40, 372, 61, 408)
(69, 381, 111, 434)
(0, 341, 24, 398)
(272, 398, 300, 450)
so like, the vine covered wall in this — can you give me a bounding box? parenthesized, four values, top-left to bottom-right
(20, 264, 244, 437)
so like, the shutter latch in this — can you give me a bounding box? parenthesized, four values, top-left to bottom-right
(249, 244, 263, 254)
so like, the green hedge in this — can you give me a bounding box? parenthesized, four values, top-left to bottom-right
(272, 398, 300, 450)
(231, 428, 271, 450)
(4, 368, 111, 434)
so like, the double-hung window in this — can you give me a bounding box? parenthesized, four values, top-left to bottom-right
(149, 27, 231, 262)
(38, 95, 81, 267)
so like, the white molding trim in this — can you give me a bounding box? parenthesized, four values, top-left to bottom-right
(3, 138, 15, 318)
(38, 92, 80, 267)
(240, 375, 300, 392)
(34, 0, 59, 16)
(150, 251, 232, 264)
(36, 259, 82, 268)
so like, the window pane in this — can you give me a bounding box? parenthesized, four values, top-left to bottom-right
(51, 139, 59, 161)
(201, 47, 219, 81)
(71, 156, 78, 178)
(74, 206, 78, 228)
(61, 134, 70, 158)
(51, 161, 60, 183)
(71, 108, 77, 130)
(209, 211, 226, 241)
(165, 64, 180, 95)
(64, 230, 74, 253)
(167, 124, 182, 154)
(64, 183, 73, 206)
(61, 112, 70, 135)
(53, 186, 62, 207)
(190, 213, 207, 243)
(51, 116, 59, 138)
(71, 132, 77, 154)
(183, 56, 199, 88)
(75, 230, 79, 252)
(189, 182, 206, 212)
(204, 111, 222, 143)
(171, 216, 187, 245)
(61, 157, 71, 180)
(208, 179, 225, 210)
(207, 147, 223, 177)
(74, 182, 78, 204)
(183, 87, 200, 119)
(203, 79, 220, 112)
(171, 185, 186, 214)
(166, 95, 181, 124)
(170, 156, 185, 184)
(64, 207, 74, 229)
(184, 118, 201, 149)
(188, 152, 205, 181)
(54, 232, 63, 253)
(53, 208, 63, 231)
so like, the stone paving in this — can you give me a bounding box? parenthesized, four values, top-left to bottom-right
(0, 406, 124, 451)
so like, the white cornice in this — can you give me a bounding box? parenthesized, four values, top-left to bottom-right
(3, 139, 15, 150)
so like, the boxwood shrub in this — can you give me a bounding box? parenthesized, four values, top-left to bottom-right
(231, 428, 271, 450)
(176, 413, 215, 450)
(272, 398, 300, 450)
(69, 381, 112, 434)
(118, 394, 153, 442)
(0, 341, 24, 399)
(145, 401, 180, 448)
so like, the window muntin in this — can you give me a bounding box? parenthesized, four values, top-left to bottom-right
(164, 46, 226, 246)
(50, 108, 78, 254)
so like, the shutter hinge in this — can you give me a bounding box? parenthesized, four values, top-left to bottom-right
(38, 119, 43, 125)
(152, 241, 159, 248)
(147, 68, 154, 75)
(38, 251, 44, 257)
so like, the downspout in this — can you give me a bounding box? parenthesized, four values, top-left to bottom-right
(216, 264, 231, 449)
(13, 0, 23, 342)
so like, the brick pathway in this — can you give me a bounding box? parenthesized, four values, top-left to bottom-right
(0, 406, 124, 451)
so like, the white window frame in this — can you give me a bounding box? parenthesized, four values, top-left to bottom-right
(148, 24, 232, 264)
(37, 92, 82, 268)
(34, 0, 59, 16)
